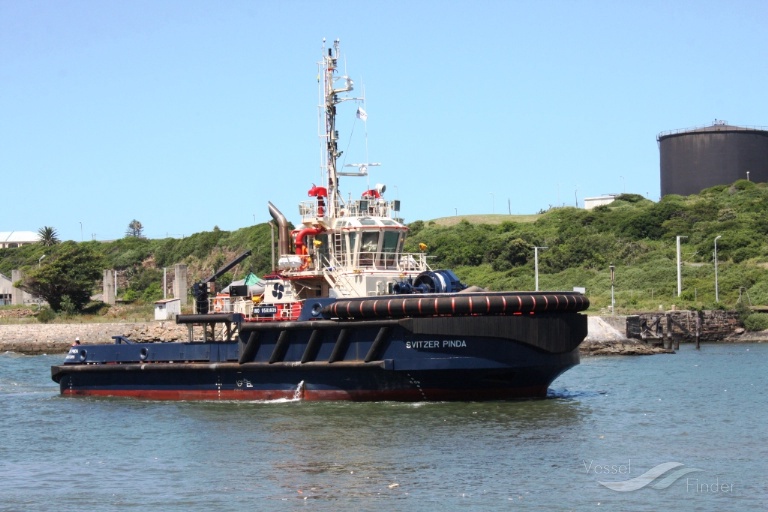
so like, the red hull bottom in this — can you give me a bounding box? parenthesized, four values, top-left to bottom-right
(61, 385, 549, 402)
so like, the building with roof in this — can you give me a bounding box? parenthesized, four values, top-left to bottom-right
(0, 231, 40, 248)
(0, 271, 39, 305)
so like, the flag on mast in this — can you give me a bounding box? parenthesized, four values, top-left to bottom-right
(356, 107, 368, 121)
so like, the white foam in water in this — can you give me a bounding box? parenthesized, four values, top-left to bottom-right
(242, 380, 305, 404)
(292, 380, 305, 400)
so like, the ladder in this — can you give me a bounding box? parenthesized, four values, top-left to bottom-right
(322, 256, 355, 297)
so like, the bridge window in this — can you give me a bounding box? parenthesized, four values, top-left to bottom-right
(360, 231, 379, 267)
(315, 234, 329, 266)
(382, 231, 401, 268)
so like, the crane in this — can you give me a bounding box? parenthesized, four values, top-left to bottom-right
(192, 250, 252, 314)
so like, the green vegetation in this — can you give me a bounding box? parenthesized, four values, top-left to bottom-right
(1, 181, 767, 321)
(37, 226, 60, 246)
(125, 219, 145, 238)
(14, 242, 102, 312)
(404, 181, 768, 314)
(2, 224, 274, 316)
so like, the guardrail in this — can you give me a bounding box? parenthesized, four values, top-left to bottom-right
(657, 123, 768, 140)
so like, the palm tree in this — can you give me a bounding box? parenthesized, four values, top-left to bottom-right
(126, 219, 144, 238)
(37, 226, 60, 246)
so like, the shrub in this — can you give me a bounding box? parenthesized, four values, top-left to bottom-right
(122, 289, 138, 303)
(59, 296, 78, 315)
(36, 307, 56, 324)
(743, 313, 768, 332)
(141, 283, 163, 303)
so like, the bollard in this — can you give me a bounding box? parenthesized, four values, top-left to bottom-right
(695, 314, 701, 350)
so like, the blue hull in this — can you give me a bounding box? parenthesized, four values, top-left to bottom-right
(52, 311, 587, 401)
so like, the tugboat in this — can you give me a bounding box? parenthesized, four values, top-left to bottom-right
(51, 40, 589, 401)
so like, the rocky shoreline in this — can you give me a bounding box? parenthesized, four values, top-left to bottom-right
(579, 316, 674, 356)
(0, 321, 189, 355)
(579, 339, 674, 356)
(723, 329, 768, 343)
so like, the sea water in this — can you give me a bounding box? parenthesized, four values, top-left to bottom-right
(0, 344, 765, 511)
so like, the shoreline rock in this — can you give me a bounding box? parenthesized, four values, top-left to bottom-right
(0, 321, 189, 355)
(722, 328, 768, 343)
(578, 316, 672, 356)
(579, 339, 674, 356)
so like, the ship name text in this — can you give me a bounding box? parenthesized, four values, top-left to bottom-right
(405, 340, 467, 349)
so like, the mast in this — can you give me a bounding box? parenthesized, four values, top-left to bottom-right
(321, 39, 354, 218)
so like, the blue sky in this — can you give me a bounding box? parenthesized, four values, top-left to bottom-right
(2, 0, 766, 241)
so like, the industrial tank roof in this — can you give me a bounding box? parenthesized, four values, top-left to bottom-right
(658, 121, 768, 140)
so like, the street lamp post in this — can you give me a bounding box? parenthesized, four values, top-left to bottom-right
(714, 235, 722, 303)
(534, 246, 548, 291)
(609, 264, 615, 314)
(38, 254, 46, 267)
(676, 235, 687, 297)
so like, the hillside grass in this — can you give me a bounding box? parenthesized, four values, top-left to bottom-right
(430, 214, 541, 227)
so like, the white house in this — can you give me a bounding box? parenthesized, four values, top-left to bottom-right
(154, 298, 181, 320)
(0, 231, 40, 248)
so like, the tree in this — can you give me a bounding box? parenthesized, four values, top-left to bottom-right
(37, 226, 60, 246)
(16, 242, 103, 312)
(126, 219, 144, 238)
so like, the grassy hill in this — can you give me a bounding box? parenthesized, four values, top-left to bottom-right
(2, 180, 767, 318)
(405, 181, 768, 313)
(429, 214, 541, 227)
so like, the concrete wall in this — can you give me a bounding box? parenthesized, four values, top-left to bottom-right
(173, 264, 188, 305)
(9, 270, 37, 305)
(103, 269, 115, 305)
(625, 310, 740, 343)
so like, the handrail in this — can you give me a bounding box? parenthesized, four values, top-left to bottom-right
(657, 123, 768, 140)
(299, 198, 401, 222)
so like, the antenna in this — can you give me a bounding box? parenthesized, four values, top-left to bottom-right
(341, 162, 380, 176)
(360, 82, 370, 189)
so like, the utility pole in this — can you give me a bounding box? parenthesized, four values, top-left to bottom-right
(714, 235, 722, 303)
(610, 264, 615, 314)
(534, 246, 548, 291)
(677, 235, 687, 297)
